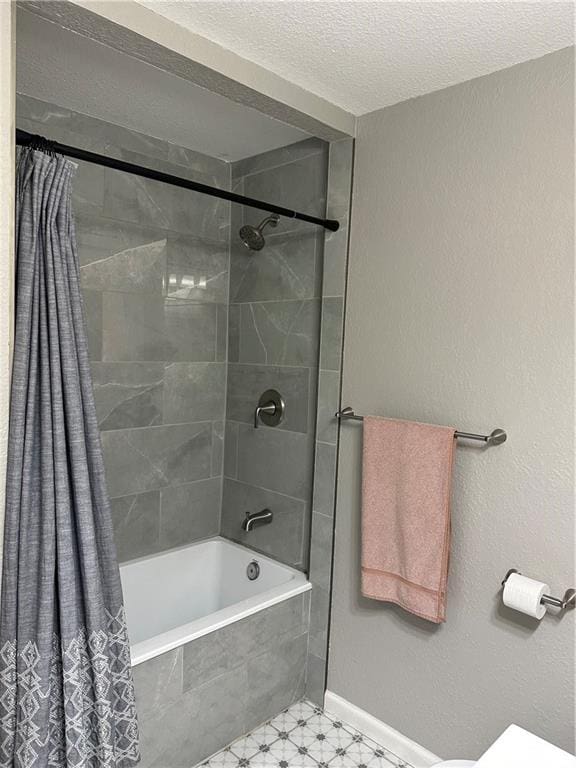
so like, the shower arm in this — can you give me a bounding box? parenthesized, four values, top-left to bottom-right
(258, 215, 280, 232)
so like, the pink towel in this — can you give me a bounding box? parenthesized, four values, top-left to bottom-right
(361, 417, 456, 623)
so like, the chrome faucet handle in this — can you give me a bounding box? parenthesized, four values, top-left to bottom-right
(254, 402, 276, 429)
(254, 390, 285, 429)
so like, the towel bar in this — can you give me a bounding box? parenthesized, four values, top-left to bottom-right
(335, 407, 507, 445)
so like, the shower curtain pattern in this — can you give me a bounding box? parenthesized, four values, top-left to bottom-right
(0, 149, 140, 768)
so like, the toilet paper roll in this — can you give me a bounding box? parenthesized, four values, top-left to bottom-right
(503, 573, 549, 620)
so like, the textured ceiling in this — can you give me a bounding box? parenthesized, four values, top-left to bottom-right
(16, 9, 310, 160)
(136, 1, 575, 115)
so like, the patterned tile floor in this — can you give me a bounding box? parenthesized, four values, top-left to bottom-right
(200, 700, 415, 768)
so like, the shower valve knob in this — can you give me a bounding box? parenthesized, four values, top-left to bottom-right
(254, 390, 285, 429)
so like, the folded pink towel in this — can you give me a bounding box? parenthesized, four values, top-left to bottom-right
(361, 416, 456, 623)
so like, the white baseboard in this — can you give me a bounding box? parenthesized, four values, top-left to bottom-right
(324, 691, 442, 768)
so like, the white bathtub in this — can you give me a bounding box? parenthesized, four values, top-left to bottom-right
(120, 536, 311, 666)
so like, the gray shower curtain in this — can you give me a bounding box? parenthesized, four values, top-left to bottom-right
(0, 148, 140, 768)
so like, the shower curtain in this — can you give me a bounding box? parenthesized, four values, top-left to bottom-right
(0, 148, 140, 768)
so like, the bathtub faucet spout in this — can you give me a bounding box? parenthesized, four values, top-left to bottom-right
(242, 508, 273, 532)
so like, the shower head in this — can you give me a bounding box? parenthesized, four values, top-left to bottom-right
(239, 214, 280, 251)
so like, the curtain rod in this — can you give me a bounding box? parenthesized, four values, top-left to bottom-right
(16, 130, 340, 233)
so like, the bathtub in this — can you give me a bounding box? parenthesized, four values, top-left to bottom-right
(121, 536, 311, 666)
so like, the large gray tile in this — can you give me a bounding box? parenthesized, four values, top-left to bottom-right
(18, 93, 158, 163)
(312, 228, 326, 300)
(182, 594, 307, 692)
(119, 147, 230, 199)
(323, 222, 349, 299)
(139, 665, 248, 768)
(159, 477, 221, 549)
(163, 362, 226, 424)
(229, 175, 245, 218)
(232, 138, 327, 179)
(72, 160, 105, 217)
(212, 420, 224, 477)
(237, 424, 315, 500)
(243, 153, 328, 232)
(319, 297, 344, 371)
(165, 236, 229, 304)
(82, 289, 102, 361)
(101, 297, 219, 363)
(327, 138, 354, 222)
(110, 491, 160, 562)
(221, 478, 306, 567)
(165, 143, 230, 187)
(309, 584, 330, 660)
(102, 293, 165, 362)
(316, 370, 340, 444)
(249, 594, 309, 651)
(313, 442, 337, 517)
(228, 304, 240, 363)
(103, 126, 170, 164)
(245, 632, 308, 731)
(226, 365, 310, 434)
(16, 101, 126, 162)
(307, 362, 321, 439)
(309, 511, 334, 593)
(91, 362, 163, 430)
(17, 95, 228, 195)
(100, 277, 219, 366)
(103, 167, 227, 242)
(102, 422, 212, 498)
(216, 303, 228, 362)
(80, 236, 166, 294)
(76, 214, 164, 269)
(230, 230, 318, 303)
(101, 169, 153, 228)
(170, 665, 249, 768)
(164, 300, 218, 362)
(305, 653, 326, 707)
(132, 648, 182, 722)
(182, 627, 230, 695)
(224, 422, 239, 479)
(237, 299, 321, 367)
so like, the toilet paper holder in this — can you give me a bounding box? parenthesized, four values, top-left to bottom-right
(502, 569, 576, 611)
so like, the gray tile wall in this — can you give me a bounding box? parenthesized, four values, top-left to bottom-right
(133, 593, 310, 767)
(17, 93, 353, 715)
(17, 94, 231, 562)
(223, 139, 328, 571)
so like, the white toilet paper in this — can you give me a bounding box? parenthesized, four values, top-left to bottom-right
(503, 572, 549, 619)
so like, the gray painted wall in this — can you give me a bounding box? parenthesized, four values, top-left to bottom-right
(17, 94, 231, 562)
(329, 48, 575, 758)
